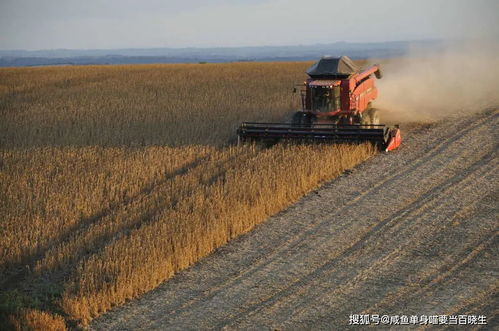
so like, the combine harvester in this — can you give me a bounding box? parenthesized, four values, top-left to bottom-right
(237, 56, 401, 151)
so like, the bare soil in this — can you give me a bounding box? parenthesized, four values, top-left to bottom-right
(91, 109, 498, 330)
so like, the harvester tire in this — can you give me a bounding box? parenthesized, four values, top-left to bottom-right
(292, 112, 313, 127)
(292, 112, 304, 126)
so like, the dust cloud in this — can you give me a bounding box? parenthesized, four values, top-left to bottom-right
(375, 42, 499, 123)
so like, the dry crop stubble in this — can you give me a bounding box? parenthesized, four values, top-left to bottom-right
(0, 61, 374, 329)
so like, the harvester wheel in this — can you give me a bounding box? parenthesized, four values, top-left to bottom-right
(292, 112, 313, 127)
(292, 112, 304, 126)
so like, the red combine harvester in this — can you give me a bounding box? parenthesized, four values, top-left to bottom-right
(237, 56, 401, 151)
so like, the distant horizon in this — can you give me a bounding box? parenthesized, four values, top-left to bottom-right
(0, 38, 444, 53)
(0, 39, 450, 68)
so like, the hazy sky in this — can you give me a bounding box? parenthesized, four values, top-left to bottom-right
(0, 0, 498, 50)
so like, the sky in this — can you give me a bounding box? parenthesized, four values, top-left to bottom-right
(0, 0, 498, 50)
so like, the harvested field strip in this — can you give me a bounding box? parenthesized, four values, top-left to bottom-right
(440, 282, 499, 327)
(365, 231, 497, 316)
(293, 159, 497, 321)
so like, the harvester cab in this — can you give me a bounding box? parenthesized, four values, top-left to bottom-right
(237, 56, 401, 151)
(307, 82, 341, 113)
